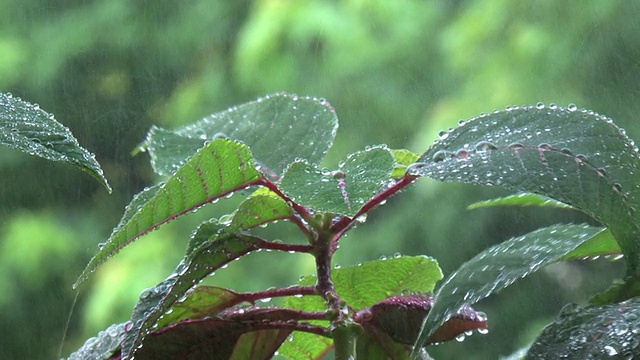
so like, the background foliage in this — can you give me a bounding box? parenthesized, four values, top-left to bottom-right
(1, 1, 639, 359)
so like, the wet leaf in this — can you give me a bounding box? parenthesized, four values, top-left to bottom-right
(527, 297, 640, 359)
(135, 318, 291, 360)
(66, 322, 126, 360)
(279, 256, 442, 359)
(156, 286, 243, 328)
(411, 105, 640, 275)
(121, 234, 266, 359)
(139, 92, 338, 178)
(391, 149, 420, 179)
(413, 224, 606, 351)
(467, 193, 573, 210)
(75, 139, 261, 288)
(279, 146, 395, 217)
(0, 92, 111, 192)
(355, 294, 487, 347)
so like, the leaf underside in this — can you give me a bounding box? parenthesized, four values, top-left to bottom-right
(66, 323, 126, 360)
(412, 105, 640, 275)
(0, 92, 111, 191)
(413, 224, 606, 350)
(140, 92, 339, 178)
(467, 192, 574, 210)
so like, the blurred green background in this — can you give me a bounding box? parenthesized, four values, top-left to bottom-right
(1, 1, 638, 359)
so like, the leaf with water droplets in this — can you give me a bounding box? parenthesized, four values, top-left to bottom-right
(156, 286, 243, 328)
(66, 322, 126, 360)
(139, 92, 339, 178)
(527, 297, 640, 359)
(467, 192, 573, 210)
(391, 149, 421, 179)
(412, 224, 606, 352)
(411, 105, 640, 275)
(278, 256, 442, 360)
(355, 294, 487, 356)
(121, 233, 266, 359)
(0, 92, 111, 192)
(135, 317, 292, 360)
(279, 146, 395, 217)
(74, 139, 261, 288)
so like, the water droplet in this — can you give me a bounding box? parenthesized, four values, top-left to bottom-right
(597, 168, 607, 177)
(455, 149, 470, 160)
(538, 143, 553, 151)
(536, 102, 545, 109)
(455, 334, 466, 342)
(568, 103, 578, 112)
(613, 183, 623, 193)
(333, 170, 346, 180)
(507, 143, 525, 151)
(432, 150, 452, 162)
(477, 328, 489, 335)
(475, 141, 498, 152)
(438, 130, 449, 140)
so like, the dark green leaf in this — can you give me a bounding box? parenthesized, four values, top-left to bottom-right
(411, 105, 640, 274)
(122, 234, 266, 359)
(0, 92, 111, 192)
(467, 193, 573, 210)
(139, 92, 339, 177)
(279, 256, 442, 359)
(75, 139, 261, 288)
(66, 322, 126, 360)
(279, 146, 396, 217)
(413, 224, 606, 351)
(527, 298, 640, 359)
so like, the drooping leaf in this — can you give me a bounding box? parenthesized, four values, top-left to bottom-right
(122, 234, 266, 359)
(412, 224, 606, 352)
(135, 318, 292, 360)
(279, 146, 396, 217)
(66, 322, 126, 360)
(279, 256, 442, 359)
(75, 139, 261, 288)
(527, 298, 640, 359)
(139, 92, 339, 178)
(467, 193, 573, 210)
(355, 294, 487, 348)
(410, 105, 640, 274)
(0, 92, 111, 192)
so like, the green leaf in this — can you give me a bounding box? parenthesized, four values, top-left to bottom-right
(279, 146, 396, 217)
(526, 298, 640, 359)
(228, 188, 294, 232)
(74, 138, 261, 288)
(122, 234, 266, 359)
(412, 224, 606, 352)
(411, 105, 640, 275)
(467, 193, 573, 210)
(139, 92, 339, 177)
(66, 323, 126, 360)
(279, 256, 442, 360)
(156, 286, 243, 328)
(560, 228, 621, 260)
(0, 92, 111, 192)
(391, 149, 420, 179)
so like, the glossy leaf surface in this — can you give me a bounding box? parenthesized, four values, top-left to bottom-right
(0, 92, 111, 191)
(527, 298, 640, 359)
(279, 256, 442, 359)
(413, 224, 606, 350)
(411, 105, 640, 274)
(75, 139, 261, 287)
(279, 146, 396, 217)
(122, 234, 265, 359)
(140, 93, 339, 177)
(467, 192, 573, 210)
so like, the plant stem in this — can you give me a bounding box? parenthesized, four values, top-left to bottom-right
(331, 320, 363, 360)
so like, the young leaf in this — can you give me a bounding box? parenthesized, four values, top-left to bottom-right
(412, 224, 606, 352)
(156, 286, 243, 328)
(279, 146, 396, 217)
(139, 92, 339, 178)
(411, 105, 640, 275)
(134, 318, 292, 360)
(66, 323, 126, 360)
(526, 298, 640, 359)
(0, 92, 111, 192)
(391, 149, 421, 179)
(74, 138, 261, 288)
(279, 256, 442, 359)
(121, 234, 267, 359)
(467, 193, 573, 210)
